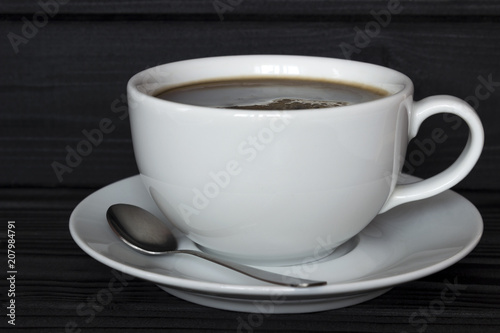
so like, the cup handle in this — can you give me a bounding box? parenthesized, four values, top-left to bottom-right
(380, 95, 484, 213)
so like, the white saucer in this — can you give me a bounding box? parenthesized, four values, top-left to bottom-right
(69, 175, 483, 313)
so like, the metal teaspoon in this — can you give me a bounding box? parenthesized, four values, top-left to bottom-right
(106, 204, 326, 288)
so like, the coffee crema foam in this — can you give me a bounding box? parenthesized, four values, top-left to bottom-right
(223, 98, 349, 110)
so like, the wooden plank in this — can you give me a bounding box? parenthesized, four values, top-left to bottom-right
(0, 194, 499, 331)
(2, 0, 500, 16)
(1, 19, 499, 188)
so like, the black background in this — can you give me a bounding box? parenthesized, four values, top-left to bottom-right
(1, 0, 499, 332)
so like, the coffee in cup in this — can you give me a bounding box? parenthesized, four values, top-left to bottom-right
(154, 77, 388, 110)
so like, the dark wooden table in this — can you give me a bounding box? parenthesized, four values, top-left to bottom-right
(0, 188, 498, 332)
(2, 0, 500, 331)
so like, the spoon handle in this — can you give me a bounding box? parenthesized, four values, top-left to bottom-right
(172, 249, 326, 287)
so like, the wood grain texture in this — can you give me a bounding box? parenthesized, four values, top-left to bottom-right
(0, 189, 498, 332)
(1, 17, 499, 188)
(1, 1, 499, 331)
(2, 0, 500, 16)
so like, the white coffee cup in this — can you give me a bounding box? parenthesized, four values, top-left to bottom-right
(127, 55, 484, 266)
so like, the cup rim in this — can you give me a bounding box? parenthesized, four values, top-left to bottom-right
(127, 55, 414, 113)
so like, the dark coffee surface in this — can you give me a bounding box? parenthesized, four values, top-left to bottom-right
(155, 78, 388, 110)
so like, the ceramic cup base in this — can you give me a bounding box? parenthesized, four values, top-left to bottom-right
(195, 235, 360, 267)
